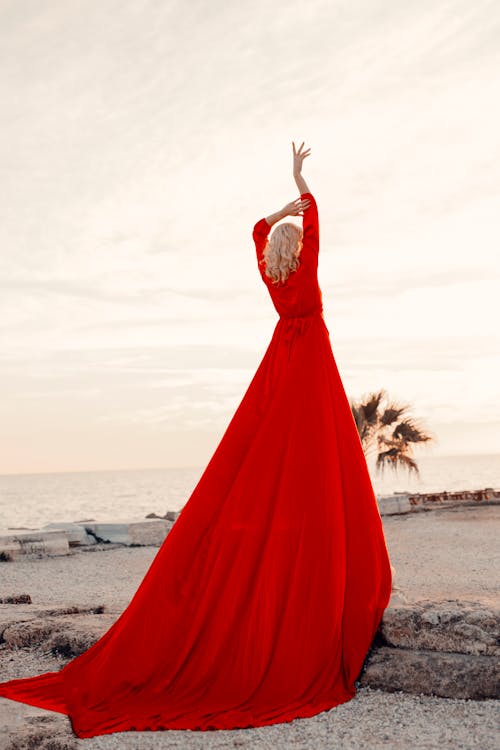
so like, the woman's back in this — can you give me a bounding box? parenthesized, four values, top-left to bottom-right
(253, 191, 323, 320)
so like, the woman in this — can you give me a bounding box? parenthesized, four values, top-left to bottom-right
(0, 142, 393, 738)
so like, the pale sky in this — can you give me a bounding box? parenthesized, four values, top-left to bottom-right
(1, 0, 499, 474)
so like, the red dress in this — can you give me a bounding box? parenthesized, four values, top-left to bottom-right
(0, 192, 392, 738)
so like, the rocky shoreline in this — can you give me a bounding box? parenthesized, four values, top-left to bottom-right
(1, 487, 498, 562)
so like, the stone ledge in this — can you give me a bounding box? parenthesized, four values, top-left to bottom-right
(379, 599, 499, 656)
(1, 597, 497, 700)
(358, 598, 500, 699)
(359, 645, 498, 699)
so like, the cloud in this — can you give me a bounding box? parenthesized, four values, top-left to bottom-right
(1, 0, 499, 468)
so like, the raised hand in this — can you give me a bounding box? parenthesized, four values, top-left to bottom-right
(283, 197, 311, 217)
(264, 197, 311, 227)
(292, 141, 311, 175)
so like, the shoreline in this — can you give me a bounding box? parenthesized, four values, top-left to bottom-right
(2, 485, 499, 536)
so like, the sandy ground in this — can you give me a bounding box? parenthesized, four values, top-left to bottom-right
(0, 503, 499, 749)
(1, 503, 498, 612)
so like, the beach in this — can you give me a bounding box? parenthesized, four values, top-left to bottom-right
(1, 500, 498, 749)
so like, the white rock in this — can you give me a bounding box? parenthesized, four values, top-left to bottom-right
(80, 518, 172, 546)
(377, 494, 412, 515)
(0, 530, 70, 559)
(41, 522, 96, 546)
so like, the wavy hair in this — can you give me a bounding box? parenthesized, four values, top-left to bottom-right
(260, 222, 303, 285)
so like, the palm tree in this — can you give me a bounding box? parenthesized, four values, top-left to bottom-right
(350, 389, 434, 478)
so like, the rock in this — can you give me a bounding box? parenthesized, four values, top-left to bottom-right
(376, 488, 500, 516)
(4, 725, 77, 750)
(359, 598, 500, 699)
(81, 518, 172, 546)
(165, 510, 182, 522)
(2, 620, 56, 650)
(0, 594, 32, 604)
(1, 605, 114, 657)
(377, 494, 412, 515)
(0, 530, 70, 560)
(0, 604, 106, 643)
(46, 612, 117, 657)
(40, 522, 96, 546)
(0, 607, 40, 642)
(359, 645, 498, 699)
(380, 599, 499, 656)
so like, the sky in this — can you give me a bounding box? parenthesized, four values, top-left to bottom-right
(1, 0, 499, 474)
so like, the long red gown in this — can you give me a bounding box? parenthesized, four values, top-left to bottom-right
(0, 192, 392, 738)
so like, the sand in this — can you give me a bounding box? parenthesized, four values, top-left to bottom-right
(1, 502, 498, 749)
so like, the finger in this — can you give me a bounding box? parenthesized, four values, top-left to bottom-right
(299, 141, 304, 152)
(292, 141, 296, 155)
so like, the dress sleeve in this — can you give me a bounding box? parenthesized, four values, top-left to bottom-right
(300, 192, 319, 262)
(252, 217, 271, 274)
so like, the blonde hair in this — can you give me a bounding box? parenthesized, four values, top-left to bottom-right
(260, 222, 303, 285)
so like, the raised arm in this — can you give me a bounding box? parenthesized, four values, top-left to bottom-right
(252, 140, 314, 270)
(293, 141, 311, 195)
(292, 141, 318, 257)
(300, 191, 319, 258)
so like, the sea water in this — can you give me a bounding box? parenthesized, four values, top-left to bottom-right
(0, 454, 499, 531)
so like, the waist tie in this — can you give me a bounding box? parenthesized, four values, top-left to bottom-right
(278, 309, 323, 361)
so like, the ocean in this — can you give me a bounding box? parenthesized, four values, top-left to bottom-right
(0, 453, 499, 532)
